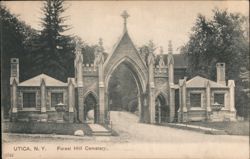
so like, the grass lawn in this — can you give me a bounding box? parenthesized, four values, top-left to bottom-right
(2, 121, 92, 136)
(187, 121, 249, 136)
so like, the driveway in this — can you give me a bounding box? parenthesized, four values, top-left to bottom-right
(3, 111, 249, 159)
(110, 111, 248, 143)
(109, 111, 249, 158)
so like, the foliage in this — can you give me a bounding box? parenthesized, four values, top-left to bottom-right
(34, 0, 75, 81)
(108, 64, 138, 111)
(181, 9, 249, 118)
(139, 40, 157, 65)
(0, 5, 39, 117)
(3, 121, 92, 135)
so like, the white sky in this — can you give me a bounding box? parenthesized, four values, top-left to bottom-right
(3, 1, 249, 54)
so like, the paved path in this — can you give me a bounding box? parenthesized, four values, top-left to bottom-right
(2, 111, 249, 159)
(110, 111, 248, 143)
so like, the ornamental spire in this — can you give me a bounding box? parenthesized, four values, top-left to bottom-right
(121, 10, 130, 32)
(159, 46, 165, 67)
(168, 40, 173, 54)
(160, 46, 163, 55)
(98, 38, 104, 52)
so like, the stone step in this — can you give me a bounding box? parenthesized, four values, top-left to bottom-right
(88, 124, 112, 136)
(92, 131, 112, 136)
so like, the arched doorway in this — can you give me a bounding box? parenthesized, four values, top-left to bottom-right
(105, 58, 145, 122)
(84, 92, 98, 123)
(108, 63, 138, 112)
(155, 94, 169, 123)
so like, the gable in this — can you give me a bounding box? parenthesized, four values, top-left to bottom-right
(19, 74, 67, 87)
(186, 76, 227, 88)
(104, 31, 148, 83)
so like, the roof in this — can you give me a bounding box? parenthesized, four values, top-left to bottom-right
(104, 30, 147, 69)
(186, 76, 227, 88)
(173, 54, 188, 68)
(19, 74, 67, 87)
(159, 54, 188, 68)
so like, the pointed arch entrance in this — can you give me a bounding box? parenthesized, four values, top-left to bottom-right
(83, 92, 98, 123)
(104, 57, 147, 122)
(155, 93, 169, 123)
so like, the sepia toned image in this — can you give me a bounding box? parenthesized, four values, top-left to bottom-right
(1, 0, 249, 159)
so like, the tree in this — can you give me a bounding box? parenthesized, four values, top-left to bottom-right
(181, 9, 249, 118)
(35, 0, 75, 81)
(0, 5, 38, 117)
(139, 40, 157, 65)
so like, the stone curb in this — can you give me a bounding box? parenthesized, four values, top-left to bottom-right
(2, 133, 94, 140)
(160, 123, 228, 135)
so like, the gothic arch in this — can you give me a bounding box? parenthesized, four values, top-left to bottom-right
(155, 91, 168, 105)
(155, 92, 170, 123)
(83, 91, 98, 123)
(83, 91, 98, 101)
(104, 56, 147, 93)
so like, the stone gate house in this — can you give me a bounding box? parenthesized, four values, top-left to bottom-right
(9, 11, 236, 124)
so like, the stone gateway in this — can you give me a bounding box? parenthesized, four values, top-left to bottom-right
(9, 11, 236, 124)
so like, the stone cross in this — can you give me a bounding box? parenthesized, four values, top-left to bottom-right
(121, 10, 130, 31)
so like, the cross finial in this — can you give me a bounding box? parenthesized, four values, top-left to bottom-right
(121, 10, 130, 32)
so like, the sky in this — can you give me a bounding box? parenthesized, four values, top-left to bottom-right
(3, 1, 249, 54)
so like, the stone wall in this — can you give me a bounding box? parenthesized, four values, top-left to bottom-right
(15, 111, 77, 123)
(17, 87, 68, 111)
(154, 77, 169, 96)
(184, 87, 235, 122)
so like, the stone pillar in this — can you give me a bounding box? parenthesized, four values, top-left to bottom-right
(168, 41, 174, 84)
(168, 62, 174, 84)
(178, 79, 187, 122)
(148, 87, 155, 124)
(10, 58, 19, 83)
(78, 88, 84, 123)
(147, 52, 155, 124)
(97, 52, 105, 124)
(177, 80, 182, 122)
(10, 58, 19, 121)
(228, 80, 236, 112)
(75, 41, 84, 87)
(98, 86, 105, 123)
(74, 40, 84, 122)
(168, 41, 175, 122)
(205, 81, 212, 120)
(158, 101, 161, 123)
(40, 78, 46, 113)
(169, 86, 175, 122)
(11, 79, 18, 121)
(182, 79, 188, 122)
(77, 63, 83, 87)
(138, 93, 142, 122)
(68, 78, 75, 123)
(104, 92, 110, 123)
